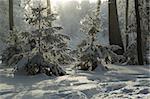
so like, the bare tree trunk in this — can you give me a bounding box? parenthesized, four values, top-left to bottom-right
(9, 0, 14, 31)
(108, 0, 124, 55)
(134, 0, 144, 65)
(126, 0, 129, 50)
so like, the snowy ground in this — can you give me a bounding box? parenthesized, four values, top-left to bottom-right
(0, 64, 150, 99)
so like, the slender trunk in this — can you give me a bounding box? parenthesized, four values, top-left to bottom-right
(47, 0, 51, 15)
(134, 0, 144, 65)
(9, 0, 14, 31)
(126, 0, 129, 50)
(47, 0, 52, 27)
(108, 0, 124, 55)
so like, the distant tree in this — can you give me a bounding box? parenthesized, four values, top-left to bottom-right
(108, 0, 124, 55)
(57, 0, 80, 38)
(80, 0, 90, 18)
(9, 0, 14, 31)
(134, 0, 144, 65)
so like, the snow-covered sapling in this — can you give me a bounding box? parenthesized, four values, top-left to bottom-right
(75, 0, 124, 71)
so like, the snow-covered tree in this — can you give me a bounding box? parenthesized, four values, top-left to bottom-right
(22, 1, 73, 75)
(1, 1, 73, 76)
(75, 0, 123, 71)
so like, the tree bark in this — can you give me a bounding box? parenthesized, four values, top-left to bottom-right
(108, 0, 124, 55)
(134, 0, 144, 65)
(9, 0, 14, 31)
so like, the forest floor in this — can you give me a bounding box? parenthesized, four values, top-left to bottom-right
(0, 64, 150, 99)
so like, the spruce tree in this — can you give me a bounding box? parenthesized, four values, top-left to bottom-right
(23, 3, 72, 75)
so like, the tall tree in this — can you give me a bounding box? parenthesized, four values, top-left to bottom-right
(108, 0, 124, 55)
(134, 0, 144, 65)
(125, 0, 129, 49)
(9, 0, 14, 31)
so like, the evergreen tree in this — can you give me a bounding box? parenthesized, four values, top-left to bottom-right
(1, 2, 73, 76)
(75, 0, 123, 71)
(23, 2, 73, 75)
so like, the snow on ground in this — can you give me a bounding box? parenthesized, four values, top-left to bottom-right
(0, 64, 150, 99)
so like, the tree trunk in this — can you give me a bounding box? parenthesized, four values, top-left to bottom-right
(47, 0, 51, 14)
(146, 0, 150, 31)
(125, 0, 129, 50)
(47, 0, 51, 26)
(108, 0, 124, 55)
(145, 0, 150, 64)
(9, 0, 14, 31)
(134, 0, 144, 65)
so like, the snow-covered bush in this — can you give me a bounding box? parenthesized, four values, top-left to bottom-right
(123, 41, 138, 65)
(0, 28, 24, 66)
